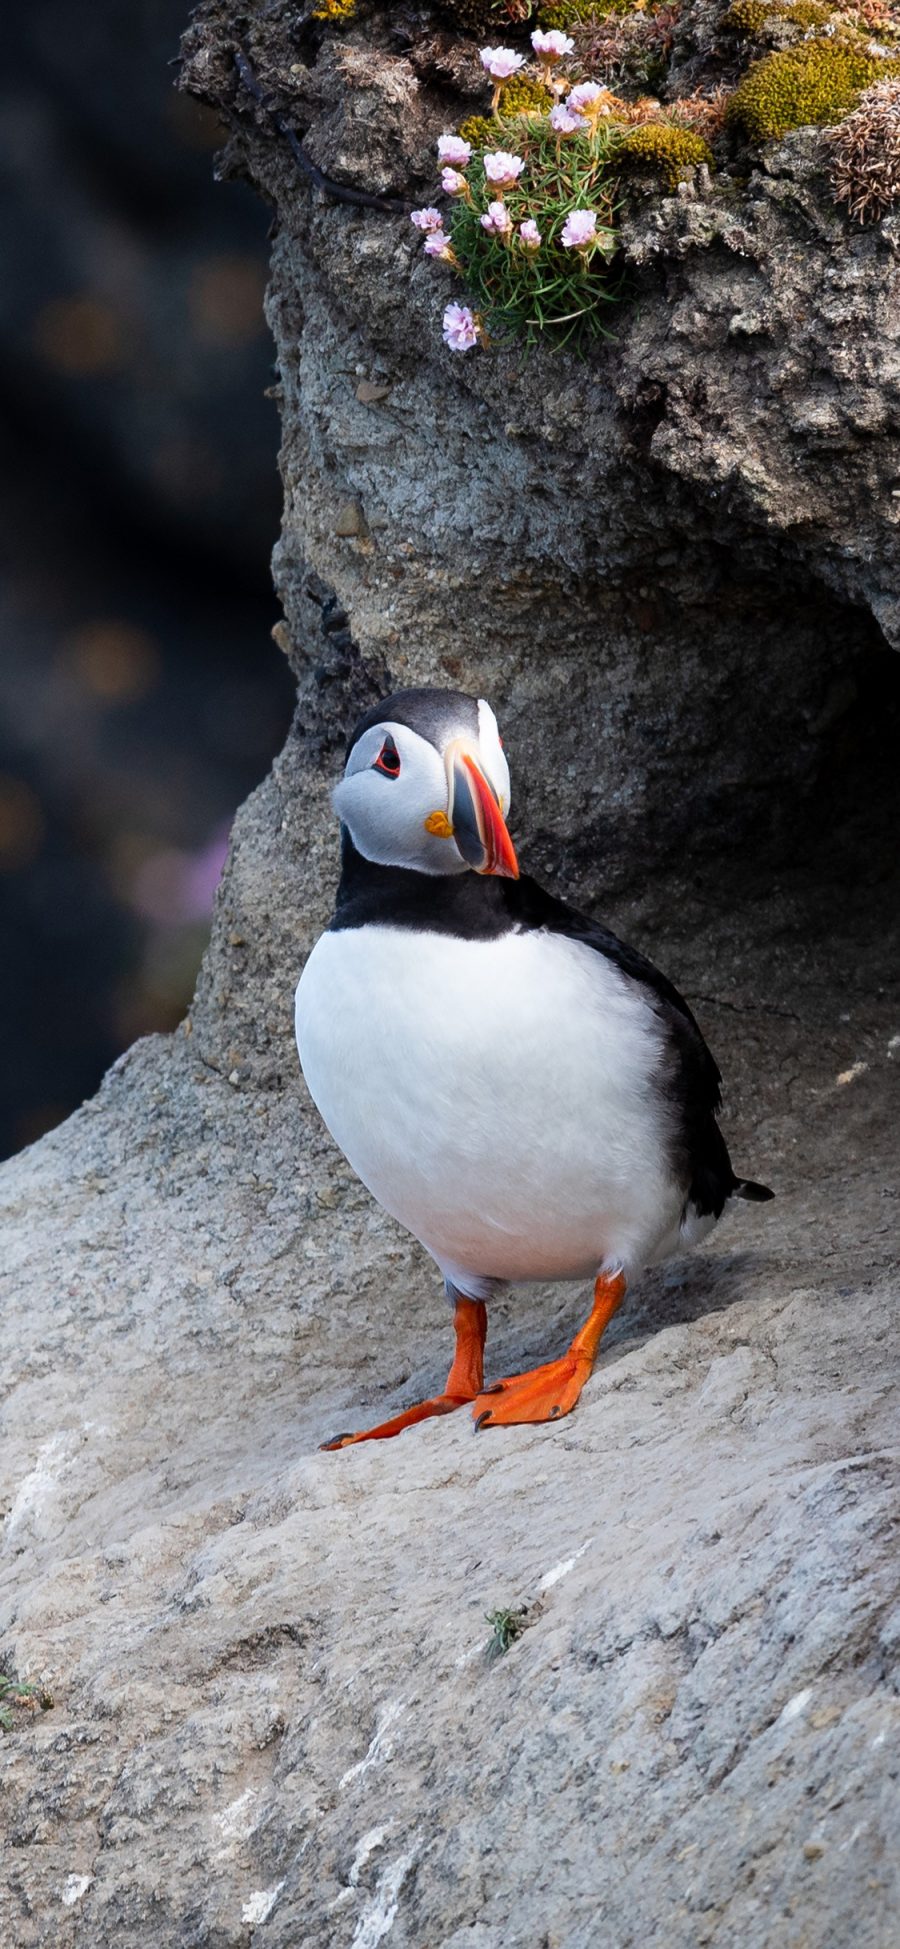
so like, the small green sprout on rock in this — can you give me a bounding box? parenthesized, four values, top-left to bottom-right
(485, 1607, 530, 1659)
(0, 1673, 54, 1731)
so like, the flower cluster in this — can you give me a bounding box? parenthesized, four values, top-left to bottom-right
(409, 30, 626, 352)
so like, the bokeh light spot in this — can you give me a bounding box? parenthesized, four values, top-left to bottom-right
(63, 621, 161, 702)
(128, 824, 230, 924)
(0, 776, 45, 871)
(34, 295, 128, 375)
(189, 256, 267, 347)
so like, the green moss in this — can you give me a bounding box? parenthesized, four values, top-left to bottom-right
(728, 40, 898, 140)
(618, 122, 714, 184)
(724, 0, 832, 30)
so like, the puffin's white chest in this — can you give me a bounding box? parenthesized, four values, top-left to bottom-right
(294, 923, 682, 1285)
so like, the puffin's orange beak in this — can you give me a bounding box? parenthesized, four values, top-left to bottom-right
(446, 743, 519, 879)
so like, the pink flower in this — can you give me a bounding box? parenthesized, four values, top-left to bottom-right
(424, 231, 453, 256)
(441, 167, 469, 196)
(561, 208, 598, 249)
(531, 28, 574, 61)
(480, 199, 513, 236)
(442, 303, 478, 352)
(410, 206, 444, 232)
(483, 150, 526, 188)
(437, 134, 472, 166)
(480, 45, 526, 80)
(518, 218, 542, 250)
(567, 83, 607, 118)
(549, 104, 580, 133)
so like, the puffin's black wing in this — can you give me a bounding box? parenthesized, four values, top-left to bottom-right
(505, 874, 771, 1220)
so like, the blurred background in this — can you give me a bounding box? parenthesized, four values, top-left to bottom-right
(0, 0, 294, 1159)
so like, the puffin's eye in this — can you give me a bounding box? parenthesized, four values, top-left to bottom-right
(372, 735, 401, 778)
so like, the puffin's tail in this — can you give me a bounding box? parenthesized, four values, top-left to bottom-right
(734, 1178, 775, 1202)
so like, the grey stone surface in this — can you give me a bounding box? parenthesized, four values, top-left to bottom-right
(2, 3, 899, 1943)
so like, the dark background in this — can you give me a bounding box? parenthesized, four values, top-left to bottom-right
(0, 0, 294, 1159)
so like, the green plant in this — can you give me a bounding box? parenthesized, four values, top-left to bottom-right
(581, 4, 682, 91)
(618, 120, 714, 183)
(485, 1607, 529, 1658)
(446, 125, 623, 347)
(0, 1674, 54, 1731)
(440, 0, 538, 32)
(728, 39, 899, 139)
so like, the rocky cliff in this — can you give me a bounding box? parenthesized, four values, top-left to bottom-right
(1, 3, 898, 1944)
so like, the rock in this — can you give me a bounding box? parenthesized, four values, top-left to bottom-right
(2, 3, 899, 1944)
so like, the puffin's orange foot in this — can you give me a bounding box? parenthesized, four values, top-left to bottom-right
(321, 1392, 468, 1450)
(471, 1269, 627, 1433)
(472, 1353, 589, 1430)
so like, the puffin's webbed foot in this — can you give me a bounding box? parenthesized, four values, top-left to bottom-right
(471, 1269, 626, 1431)
(321, 1297, 487, 1451)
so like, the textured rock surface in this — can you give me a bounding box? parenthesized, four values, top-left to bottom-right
(2, 2, 900, 1943)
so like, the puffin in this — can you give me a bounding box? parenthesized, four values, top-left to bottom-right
(295, 686, 772, 1447)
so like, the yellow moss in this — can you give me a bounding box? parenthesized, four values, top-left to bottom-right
(497, 74, 554, 114)
(618, 121, 714, 184)
(458, 114, 498, 148)
(311, 0, 357, 18)
(728, 39, 899, 139)
(724, 0, 832, 29)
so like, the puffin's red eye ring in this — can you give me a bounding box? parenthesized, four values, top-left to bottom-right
(372, 735, 401, 778)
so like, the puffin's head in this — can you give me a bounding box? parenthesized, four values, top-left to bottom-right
(335, 687, 518, 879)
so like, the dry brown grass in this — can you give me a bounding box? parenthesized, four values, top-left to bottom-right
(827, 77, 900, 222)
